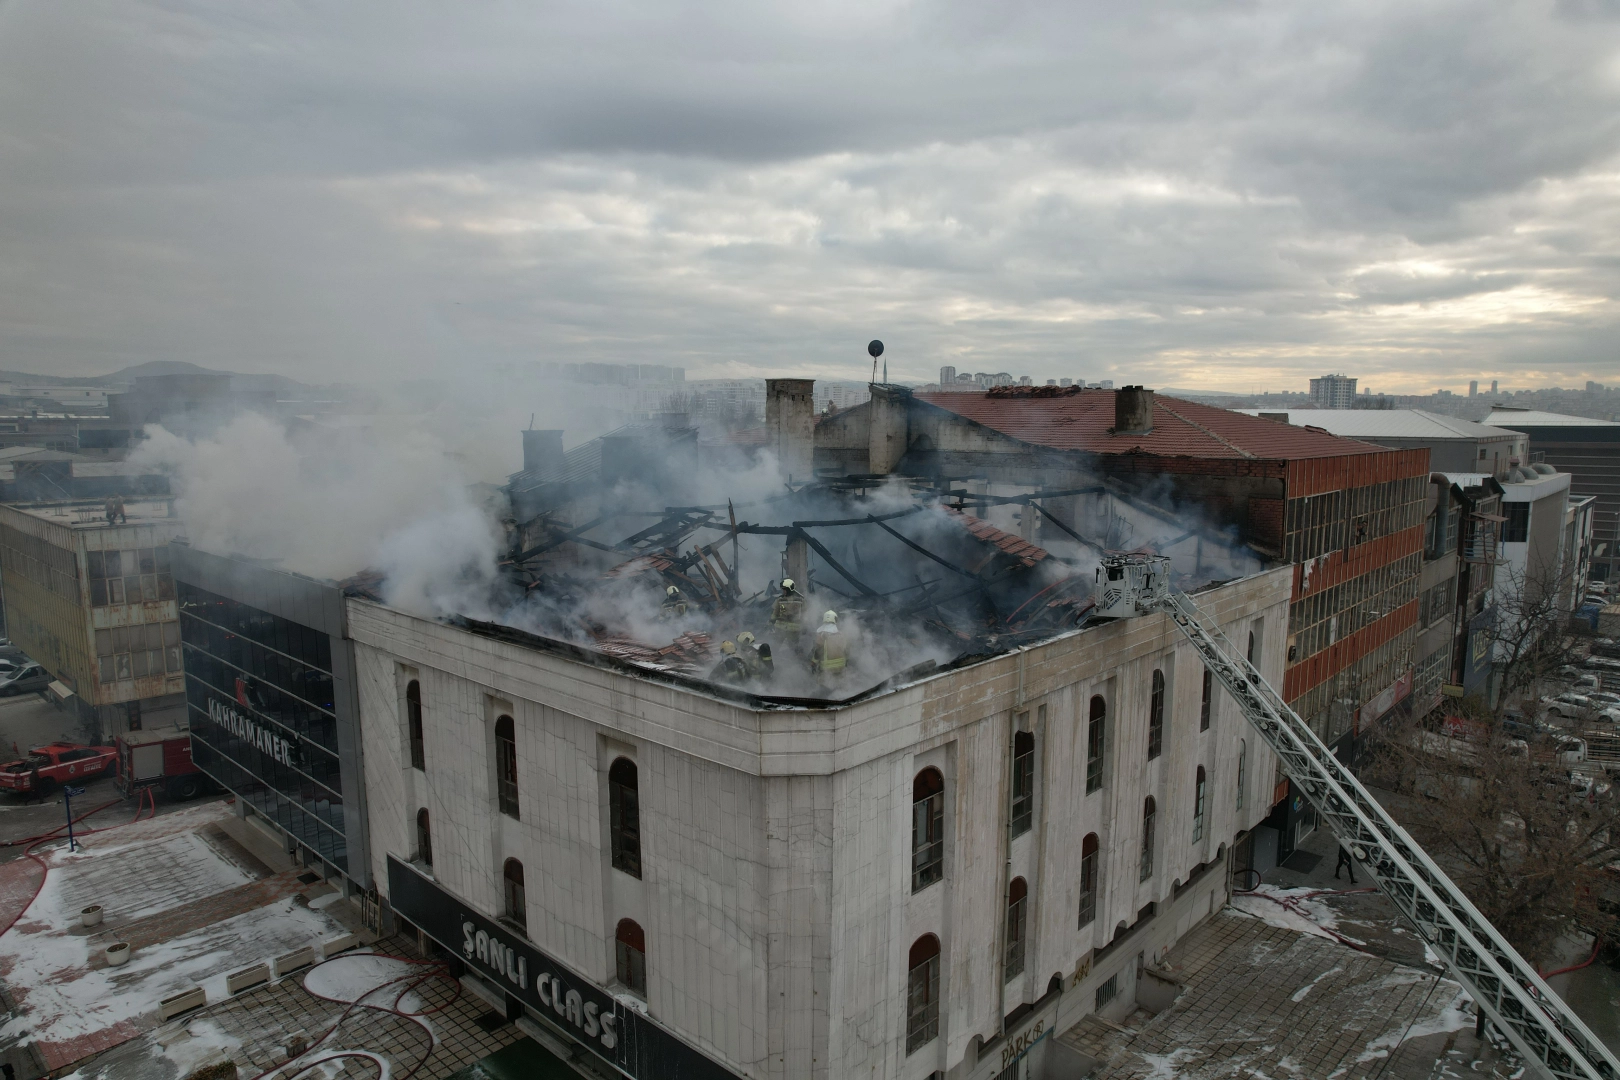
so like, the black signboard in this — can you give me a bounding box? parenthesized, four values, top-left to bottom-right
(388, 856, 742, 1080)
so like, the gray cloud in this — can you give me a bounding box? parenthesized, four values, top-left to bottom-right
(2, 0, 1619, 391)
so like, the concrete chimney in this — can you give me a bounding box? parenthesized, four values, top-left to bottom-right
(522, 429, 564, 478)
(867, 385, 912, 475)
(1115, 386, 1154, 436)
(766, 379, 816, 483)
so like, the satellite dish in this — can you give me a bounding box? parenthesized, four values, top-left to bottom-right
(867, 340, 884, 358)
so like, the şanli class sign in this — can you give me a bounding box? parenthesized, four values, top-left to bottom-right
(387, 857, 740, 1080)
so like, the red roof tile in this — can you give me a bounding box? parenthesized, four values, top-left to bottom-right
(944, 508, 1048, 567)
(914, 389, 1384, 461)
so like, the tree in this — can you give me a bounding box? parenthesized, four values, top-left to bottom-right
(1366, 700, 1619, 967)
(1484, 554, 1589, 718)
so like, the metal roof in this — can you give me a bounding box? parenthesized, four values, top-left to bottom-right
(915, 389, 1383, 460)
(1483, 408, 1620, 428)
(1235, 409, 1522, 440)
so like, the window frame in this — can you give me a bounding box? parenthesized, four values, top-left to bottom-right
(1139, 797, 1156, 883)
(503, 858, 527, 930)
(1199, 668, 1212, 732)
(406, 680, 424, 771)
(1078, 832, 1099, 928)
(1147, 670, 1165, 760)
(1009, 730, 1035, 837)
(416, 807, 432, 868)
(1085, 695, 1106, 794)
(1236, 740, 1246, 812)
(495, 714, 519, 819)
(615, 918, 647, 996)
(906, 935, 941, 1053)
(1004, 877, 1027, 981)
(1192, 766, 1207, 843)
(609, 757, 642, 879)
(912, 767, 946, 892)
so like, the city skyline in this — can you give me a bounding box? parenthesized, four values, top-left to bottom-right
(3, 3, 1620, 392)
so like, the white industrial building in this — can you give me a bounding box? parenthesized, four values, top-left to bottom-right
(349, 565, 1288, 1080)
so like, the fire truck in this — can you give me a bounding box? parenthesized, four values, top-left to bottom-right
(114, 726, 211, 801)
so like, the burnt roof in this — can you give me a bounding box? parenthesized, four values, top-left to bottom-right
(914, 389, 1388, 461)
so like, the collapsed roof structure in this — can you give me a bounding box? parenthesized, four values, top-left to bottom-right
(461, 384, 1269, 705)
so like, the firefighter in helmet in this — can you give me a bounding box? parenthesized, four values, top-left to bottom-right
(809, 609, 847, 680)
(770, 578, 805, 643)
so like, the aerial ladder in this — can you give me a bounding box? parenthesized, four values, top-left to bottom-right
(1097, 554, 1620, 1080)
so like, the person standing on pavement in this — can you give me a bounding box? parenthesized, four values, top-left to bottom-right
(1334, 844, 1357, 884)
(25, 762, 43, 805)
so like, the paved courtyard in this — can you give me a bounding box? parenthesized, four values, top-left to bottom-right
(1058, 910, 1513, 1079)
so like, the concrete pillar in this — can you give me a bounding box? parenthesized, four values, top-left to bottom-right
(765, 379, 816, 483)
(521, 430, 564, 478)
(867, 385, 911, 475)
(783, 537, 809, 595)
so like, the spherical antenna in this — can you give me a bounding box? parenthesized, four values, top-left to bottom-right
(867, 339, 884, 358)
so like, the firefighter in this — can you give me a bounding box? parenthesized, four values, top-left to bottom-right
(770, 579, 805, 642)
(753, 642, 774, 681)
(709, 640, 749, 684)
(661, 585, 688, 618)
(810, 609, 847, 679)
(735, 631, 762, 677)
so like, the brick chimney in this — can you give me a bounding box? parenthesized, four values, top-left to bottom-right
(766, 379, 816, 483)
(1115, 386, 1154, 436)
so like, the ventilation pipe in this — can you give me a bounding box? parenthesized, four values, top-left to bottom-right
(1115, 386, 1155, 435)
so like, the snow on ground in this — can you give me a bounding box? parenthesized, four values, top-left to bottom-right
(0, 803, 348, 1054)
(303, 953, 423, 1003)
(1350, 989, 1475, 1067)
(0, 894, 344, 1045)
(1229, 886, 1352, 943)
(51, 831, 253, 923)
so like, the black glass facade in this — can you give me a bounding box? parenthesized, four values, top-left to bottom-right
(178, 580, 349, 872)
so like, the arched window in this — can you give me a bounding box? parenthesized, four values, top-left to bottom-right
(1139, 797, 1156, 883)
(1078, 833, 1099, 928)
(1236, 741, 1247, 811)
(615, 918, 647, 995)
(912, 768, 945, 892)
(906, 934, 941, 1053)
(415, 808, 432, 867)
(1147, 670, 1165, 760)
(1010, 731, 1035, 836)
(1192, 766, 1207, 843)
(495, 715, 519, 819)
(1085, 696, 1106, 794)
(503, 859, 526, 929)
(406, 680, 424, 771)
(1199, 668, 1212, 732)
(609, 758, 641, 878)
(1004, 878, 1028, 980)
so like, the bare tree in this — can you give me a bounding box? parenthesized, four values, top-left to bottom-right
(1367, 701, 1619, 967)
(1483, 555, 1586, 718)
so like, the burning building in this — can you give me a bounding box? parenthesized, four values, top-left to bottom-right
(294, 378, 1308, 1080)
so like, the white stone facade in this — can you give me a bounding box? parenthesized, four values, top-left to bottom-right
(350, 566, 1291, 1080)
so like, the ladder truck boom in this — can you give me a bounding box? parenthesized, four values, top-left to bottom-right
(1095, 554, 1618, 1080)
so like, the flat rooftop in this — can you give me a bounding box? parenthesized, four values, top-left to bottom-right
(3, 498, 180, 530)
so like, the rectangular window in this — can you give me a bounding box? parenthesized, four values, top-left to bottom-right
(1009, 729, 1034, 837)
(1147, 670, 1165, 760)
(1200, 668, 1212, 731)
(1503, 503, 1529, 544)
(1192, 769, 1207, 843)
(1095, 972, 1119, 1010)
(1139, 803, 1155, 883)
(495, 715, 519, 819)
(1078, 838, 1099, 928)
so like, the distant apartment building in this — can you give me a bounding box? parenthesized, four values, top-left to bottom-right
(0, 498, 187, 739)
(1485, 408, 1620, 586)
(1307, 375, 1358, 410)
(939, 365, 956, 386)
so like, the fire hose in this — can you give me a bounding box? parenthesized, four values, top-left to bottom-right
(1233, 885, 1379, 953)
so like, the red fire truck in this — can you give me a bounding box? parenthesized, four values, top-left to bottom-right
(115, 727, 211, 800)
(0, 743, 117, 795)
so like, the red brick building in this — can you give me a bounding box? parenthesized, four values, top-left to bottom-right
(816, 386, 1429, 774)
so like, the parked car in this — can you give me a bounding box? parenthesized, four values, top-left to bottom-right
(0, 743, 117, 795)
(0, 663, 50, 697)
(1546, 693, 1596, 719)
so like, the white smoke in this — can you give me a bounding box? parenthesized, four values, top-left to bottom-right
(131, 412, 501, 617)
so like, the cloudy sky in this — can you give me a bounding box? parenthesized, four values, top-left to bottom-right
(3, 1, 1619, 393)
